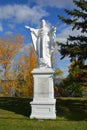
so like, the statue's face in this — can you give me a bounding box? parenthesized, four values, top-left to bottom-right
(41, 20, 46, 28)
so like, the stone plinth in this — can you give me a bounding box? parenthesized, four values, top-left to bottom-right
(30, 68, 56, 119)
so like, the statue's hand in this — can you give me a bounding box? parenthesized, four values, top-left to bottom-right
(25, 25, 30, 29)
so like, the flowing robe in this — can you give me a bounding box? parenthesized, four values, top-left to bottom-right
(25, 20, 56, 68)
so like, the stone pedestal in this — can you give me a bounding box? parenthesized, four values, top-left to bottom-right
(30, 68, 56, 119)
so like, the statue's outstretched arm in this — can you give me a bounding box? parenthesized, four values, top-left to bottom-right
(25, 25, 38, 38)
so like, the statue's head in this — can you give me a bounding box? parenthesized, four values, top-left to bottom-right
(40, 19, 46, 28)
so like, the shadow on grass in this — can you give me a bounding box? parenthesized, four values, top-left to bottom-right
(0, 97, 32, 117)
(56, 98, 87, 121)
(0, 97, 87, 121)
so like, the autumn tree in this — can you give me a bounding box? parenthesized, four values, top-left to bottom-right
(15, 44, 37, 97)
(0, 34, 25, 95)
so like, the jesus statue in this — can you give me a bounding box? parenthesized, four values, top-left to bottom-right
(25, 19, 56, 68)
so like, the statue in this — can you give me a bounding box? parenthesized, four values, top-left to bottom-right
(25, 19, 56, 68)
(26, 20, 56, 119)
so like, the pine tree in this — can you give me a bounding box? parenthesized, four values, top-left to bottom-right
(58, 0, 87, 64)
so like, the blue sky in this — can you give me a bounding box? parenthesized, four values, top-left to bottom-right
(0, 0, 79, 77)
(0, 0, 75, 40)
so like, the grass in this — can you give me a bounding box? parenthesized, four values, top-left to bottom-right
(0, 97, 87, 130)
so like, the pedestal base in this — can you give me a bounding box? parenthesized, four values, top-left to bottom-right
(30, 68, 56, 119)
(30, 99, 56, 119)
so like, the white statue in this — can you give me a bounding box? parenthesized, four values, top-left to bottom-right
(25, 19, 56, 68)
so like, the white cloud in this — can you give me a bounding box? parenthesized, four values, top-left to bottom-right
(56, 25, 87, 43)
(5, 31, 13, 35)
(0, 5, 49, 24)
(8, 23, 15, 29)
(32, 0, 74, 8)
(0, 23, 3, 31)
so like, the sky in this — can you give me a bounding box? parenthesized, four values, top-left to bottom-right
(0, 0, 81, 77)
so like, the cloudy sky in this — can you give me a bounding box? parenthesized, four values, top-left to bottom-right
(0, 0, 78, 77)
(0, 0, 75, 41)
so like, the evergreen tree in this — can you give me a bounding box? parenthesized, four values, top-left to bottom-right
(58, 0, 87, 64)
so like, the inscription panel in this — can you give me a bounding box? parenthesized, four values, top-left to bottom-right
(37, 78, 49, 98)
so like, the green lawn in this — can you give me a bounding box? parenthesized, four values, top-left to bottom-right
(0, 97, 87, 130)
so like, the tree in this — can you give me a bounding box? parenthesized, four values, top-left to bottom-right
(15, 44, 37, 97)
(54, 68, 63, 97)
(57, 0, 87, 97)
(58, 0, 87, 64)
(25, 45, 37, 97)
(0, 34, 25, 95)
(61, 61, 83, 97)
